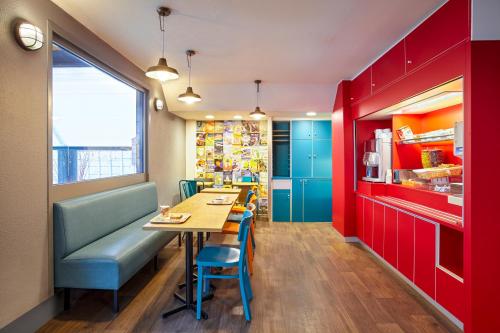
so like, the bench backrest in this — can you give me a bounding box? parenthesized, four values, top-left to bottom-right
(53, 182, 158, 259)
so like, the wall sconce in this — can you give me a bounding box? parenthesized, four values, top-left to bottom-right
(14, 19, 44, 51)
(154, 98, 165, 111)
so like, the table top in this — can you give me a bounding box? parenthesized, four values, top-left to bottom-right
(143, 192, 239, 232)
(232, 182, 258, 187)
(201, 188, 242, 194)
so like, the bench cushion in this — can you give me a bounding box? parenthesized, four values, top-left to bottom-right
(54, 182, 158, 258)
(56, 211, 177, 290)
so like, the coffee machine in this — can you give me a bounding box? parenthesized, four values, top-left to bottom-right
(362, 129, 392, 182)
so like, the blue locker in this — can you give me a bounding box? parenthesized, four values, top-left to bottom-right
(313, 139, 332, 178)
(291, 140, 312, 178)
(292, 179, 304, 222)
(272, 189, 290, 222)
(291, 120, 312, 140)
(303, 179, 332, 222)
(313, 120, 332, 140)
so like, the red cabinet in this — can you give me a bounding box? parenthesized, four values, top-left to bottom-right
(356, 195, 364, 240)
(436, 266, 464, 321)
(363, 199, 374, 247)
(383, 207, 398, 268)
(371, 41, 405, 93)
(405, 0, 469, 72)
(372, 202, 385, 256)
(350, 67, 372, 103)
(397, 212, 414, 281)
(414, 218, 436, 298)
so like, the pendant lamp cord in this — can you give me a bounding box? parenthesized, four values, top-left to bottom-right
(159, 12, 166, 58)
(187, 52, 192, 86)
(256, 81, 260, 107)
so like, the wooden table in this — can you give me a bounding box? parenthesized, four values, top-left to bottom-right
(143, 192, 239, 319)
(201, 188, 242, 194)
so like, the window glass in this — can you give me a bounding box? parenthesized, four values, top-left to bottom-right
(52, 42, 145, 185)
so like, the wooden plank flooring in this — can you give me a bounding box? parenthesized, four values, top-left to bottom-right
(38, 220, 461, 333)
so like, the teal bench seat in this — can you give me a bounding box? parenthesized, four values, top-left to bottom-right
(53, 182, 178, 312)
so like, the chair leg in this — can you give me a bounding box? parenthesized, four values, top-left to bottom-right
(178, 233, 182, 247)
(245, 270, 253, 301)
(153, 255, 159, 271)
(64, 288, 70, 311)
(246, 237, 254, 275)
(250, 223, 256, 250)
(196, 265, 203, 320)
(113, 290, 119, 313)
(239, 276, 251, 321)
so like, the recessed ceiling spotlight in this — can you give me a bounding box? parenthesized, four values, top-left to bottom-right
(233, 115, 243, 120)
(205, 115, 215, 119)
(306, 111, 317, 117)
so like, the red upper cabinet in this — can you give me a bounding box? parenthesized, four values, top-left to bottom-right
(350, 67, 372, 104)
(371, 41, 405, 93)
(414, 218, 436, 299)
(405, 0, 469, 72)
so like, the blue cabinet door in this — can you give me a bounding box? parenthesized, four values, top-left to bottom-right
(292, 179, 304, 222)
(313, 120, 332, 140)
(291, 140, 312, 178)
(303, 179, 332, 222)
(291, 121, 312, 140)
(272, 189, 290, 222)
(313, 139, 332, 178)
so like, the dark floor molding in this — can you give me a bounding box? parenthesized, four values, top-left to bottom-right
(0, 291, 63, 333)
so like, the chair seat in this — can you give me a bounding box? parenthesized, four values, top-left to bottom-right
(222, 221, 239, 234)
(227, 213, 243, 222)
(230, 206, 246, 214)
(196, 246, 241, 267)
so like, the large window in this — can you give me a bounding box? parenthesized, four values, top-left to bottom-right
(51, 41, 145, 185)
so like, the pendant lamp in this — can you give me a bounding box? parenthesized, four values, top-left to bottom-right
(249, 80, 266, 119)
(178, 50, 202, 104)
(145, 7, 179, 82)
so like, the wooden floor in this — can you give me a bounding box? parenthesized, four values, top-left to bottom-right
(38, 220, 461, 333)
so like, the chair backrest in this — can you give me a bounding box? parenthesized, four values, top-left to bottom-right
(238, 210, 253, 263)
(53, 182, 158, 259)
(244, 190, 255, 206)
(179, 180, 197, 201)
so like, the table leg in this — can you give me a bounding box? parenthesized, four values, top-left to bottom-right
(163, 232, 210, 319)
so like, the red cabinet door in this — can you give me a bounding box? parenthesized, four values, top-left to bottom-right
(436, 267, 465, 321)
(356, 195, 364, 240)
(372, 202, 384, 256)
(414, 218, 436, 299)
(372, 41, 405, 93)
(405, 0, 469, 72)
(397, 212, 414, 281)
(363, 199, 374, 247)
(350, 67, 372, 104)
(383, 207, 398, 268)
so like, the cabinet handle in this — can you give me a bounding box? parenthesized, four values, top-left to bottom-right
(372, 83, 375, 87)
(308, 155, 311, 159)
(407, 60, 412, 64)
(313, 154, 317, 159)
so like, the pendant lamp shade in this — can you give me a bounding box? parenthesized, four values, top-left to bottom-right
(178, 50, 202, 104)
(178, 86, 202, 104)
(249, 80, 266, 119)
(145, 57, 179, 81)
(145, 7, 179, 82)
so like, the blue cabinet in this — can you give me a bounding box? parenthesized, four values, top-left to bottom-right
(291, 178, 332, 222)
(313, 120, 332, 140)
(291, 121, 312, 140)
(291, 140, 312, 178)
(272, 189, 290, 222)
(292, 179, 304, 222)
(313, 139, 332, 178)
(303, 179, 332, 222)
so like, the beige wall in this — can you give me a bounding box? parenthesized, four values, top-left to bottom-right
(0, 0, 185, 328)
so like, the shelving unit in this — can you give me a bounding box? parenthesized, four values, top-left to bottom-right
(272, 121, 290, 177)
(396, 134, 454, 145)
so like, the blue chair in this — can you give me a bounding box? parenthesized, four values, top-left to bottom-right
(227, 190, 255, 221)
(196, 210, 254, 321)
(179, 180, 198, 201)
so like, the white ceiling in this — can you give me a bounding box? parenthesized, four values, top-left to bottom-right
(51, 0, 445, 120)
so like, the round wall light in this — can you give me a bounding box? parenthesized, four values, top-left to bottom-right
(154, 98, 164, 111)
(306, 111, 317, 117)
(14, 20, 44, 51)
(233, 115, 243, 120)
(205, 115, 215, 119)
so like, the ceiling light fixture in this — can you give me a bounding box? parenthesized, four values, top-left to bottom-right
(233, 115, 243, 120)
(145, 7, 179, 82)
(306, 111, 317, 117)
(178, 50, 202, 104)
(205, 115, 215, 119)
(249, 80, 266, 120)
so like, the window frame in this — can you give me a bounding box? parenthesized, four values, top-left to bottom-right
(49, 32, 148, 193)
